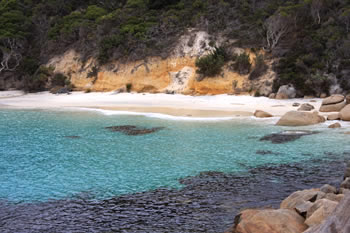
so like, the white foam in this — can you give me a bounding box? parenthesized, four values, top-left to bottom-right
(75, 107, 237, 121)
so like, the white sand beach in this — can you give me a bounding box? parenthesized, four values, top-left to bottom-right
(0, 91, 324, 118)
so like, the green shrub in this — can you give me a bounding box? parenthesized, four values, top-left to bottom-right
(126, 83, 132, 92)
(51, 73, 68, 87)
(233, 52, 251, 75)
(249, 54, 268, 80)
(195, 47, 228, 78)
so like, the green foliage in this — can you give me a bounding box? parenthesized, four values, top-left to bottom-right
(51, 73, 68, 87)
(233, 52, 251, 75)
(126, 83, 132, 92)
(195, 47, 228, 78)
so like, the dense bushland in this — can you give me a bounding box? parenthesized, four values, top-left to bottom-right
(0, 0, 349, 95)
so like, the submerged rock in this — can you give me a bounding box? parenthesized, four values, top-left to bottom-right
(64, 136, 81, 139)
(105, 125, 165, 135)
(260, 130, 317, 144)
(256, 150, 280, 155)
(328, 123, 341, 128)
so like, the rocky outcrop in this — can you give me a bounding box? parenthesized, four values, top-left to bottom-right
(304, 199, 338, 227)
(298, 103, 315, 111)
(47, 31, 276, 96)
(232, 208, 308, 233)
(319, 94, 346, 112)
(276, 84, 296, 99)
(254, 110, 273, 118)
(303, 193, 350, 233)
(276, 111, 325, 126)
(339, 104, 350, 121)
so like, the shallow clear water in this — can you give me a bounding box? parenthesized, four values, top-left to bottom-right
(0, 109, 349, 203)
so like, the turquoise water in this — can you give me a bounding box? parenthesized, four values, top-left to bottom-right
(0, 109, 349, 203)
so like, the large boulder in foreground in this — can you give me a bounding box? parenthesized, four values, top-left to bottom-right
(231, 208, 307, 233)
(304, 193, 350, 233)
(340, 104, 350, 121)
(276, 111, 325, 126)
(276, 84, 296, 99)
(254, 110, 273, 118)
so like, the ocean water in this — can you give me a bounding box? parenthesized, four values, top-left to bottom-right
(0, 109, 349, 203)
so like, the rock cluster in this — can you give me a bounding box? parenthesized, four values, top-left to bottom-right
(229, 162, 350, 233)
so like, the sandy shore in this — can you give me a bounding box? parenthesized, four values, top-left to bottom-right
(0, 91, 324, 118)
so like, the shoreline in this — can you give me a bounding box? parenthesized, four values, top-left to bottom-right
(0, 91, 325, 119)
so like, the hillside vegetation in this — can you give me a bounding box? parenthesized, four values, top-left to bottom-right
(0, 0, 350, 95)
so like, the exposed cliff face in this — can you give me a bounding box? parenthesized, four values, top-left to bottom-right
(47, 30, 275, 95)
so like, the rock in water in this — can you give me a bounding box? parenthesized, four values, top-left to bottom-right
(328, 123, 341, 128)
(105, 125, 165, 135)
(340, 104, 350, 121)
(276, 111, 325, 126)
(260, 130, 317, 144)
(231, 208, 308, 233)
(253, 110, 273, 118)
(298, 103, 315, 111)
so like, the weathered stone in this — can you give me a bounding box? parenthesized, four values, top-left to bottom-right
(320, 184, 337, 194)
(275, 92, 289, 100)
(292, 103, 300, 107)
(306, 199, 337, 218)
(318, 193, 343, 203)
(319, 101, 346, 112)
(320, 93, 327, 98)
(276, 84, 296, 99)
(339, 188, 350, 195)
(298, 103, 315, 111)
(268, 93, 276, 99)
(328, 123, 341, 128)
(233, 208, 308, 233)
(344, 161, 350, 179)
(280, 188, 322, 209)
(276, 111, 325, 126)
(322, 94, 345, 105)
(327, 113, 340, 120)
(254, 110, 273, 118)
(340, 104, 350, 121)
(346, 94, 350, 105)
(295, 201, 313, 216)
(340, 177, 350, 189)
(304, 193, 350, 233)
